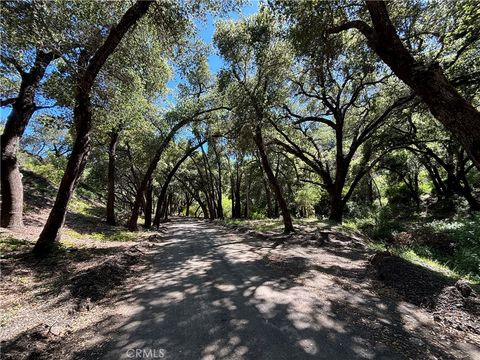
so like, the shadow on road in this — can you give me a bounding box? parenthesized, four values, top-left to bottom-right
(70, 218, 465, 360)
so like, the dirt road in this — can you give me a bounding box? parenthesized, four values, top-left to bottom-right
(74, 218, 478, 360)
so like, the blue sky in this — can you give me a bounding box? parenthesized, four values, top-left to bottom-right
(201, 1, 259, 72)
(165, 1, 259, 103)
(1, 1, 260, 125)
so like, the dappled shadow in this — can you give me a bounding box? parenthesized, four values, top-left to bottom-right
(371, 252, 455, 308)
(0, 241, 139, 307)
(66, 218, 464, 360)
(64, 211, 117, 236)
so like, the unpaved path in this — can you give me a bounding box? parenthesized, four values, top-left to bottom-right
(71, 218, 479, 360)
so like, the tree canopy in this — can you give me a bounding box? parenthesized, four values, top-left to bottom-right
(1, 0, 479, 255)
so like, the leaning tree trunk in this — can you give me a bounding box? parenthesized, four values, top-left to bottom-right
(127, 118, 190, 231)
(1, 50, 57, 228)
(106, 130, 119, 225)
(334, 1, 480, 170)
(253, 126, 294, 233)
(264, 176, 274, 218)
(152, 140, 206, 228)
(33, 0, 152, 256)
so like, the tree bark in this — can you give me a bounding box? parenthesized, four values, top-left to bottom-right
(33, 0, 152, 255)
(106, 130, 119, 225)
(1, 50, 58, 228)
(144, 178, 153, 228)
(212, 142, 224, 219)
(164, 193, 173, 221)
(329, 195, 344, 223)
(253, 126, 294, 233)
(264, 175, 274, 218)
(232, 161, 242, 218)
(230, 174, 236, 218)
(244, 173, 250, 219)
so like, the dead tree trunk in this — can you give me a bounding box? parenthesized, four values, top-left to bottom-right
(1, 50, 58, 228)
(33, 0, 152, 255)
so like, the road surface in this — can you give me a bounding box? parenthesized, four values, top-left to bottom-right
(75, 218, 478, 360)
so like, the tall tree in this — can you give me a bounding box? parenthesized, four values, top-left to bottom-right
(153, 139, 207, 227)
(33, 0, 153, 255)
(276, 0, 480, 169)
(1, 0, 130, 227)
(215, 10, 295, 232)
(1, 50, 58, 227)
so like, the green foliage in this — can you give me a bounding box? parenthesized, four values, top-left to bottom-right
(294, 183, 322, 217)
(63, 228, 138, 242)
(421, 215, 480, 281)
(21, 153, 67, 187)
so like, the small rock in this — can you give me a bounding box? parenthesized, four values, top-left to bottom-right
(49, 323, 62, 336)
(455, 279, 472, 297)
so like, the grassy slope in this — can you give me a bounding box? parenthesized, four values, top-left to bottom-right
(0, 157, 142, 255)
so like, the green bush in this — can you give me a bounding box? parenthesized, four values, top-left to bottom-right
(423, 214, 480, 281)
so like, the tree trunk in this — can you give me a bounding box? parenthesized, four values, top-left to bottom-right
(153, 188, 165, 228)
(264, 176, 274, 218)
(144, 178, 153, 228)
(1, 50, 58, 228)
(200, 200, 209, 219)
(230, 174, 236, 218)
(163, 193, 172, 221)
(212, 141, 224, 219)
(127, 118, 190, 231)
(206, 195, 216, 220)
(33, 0, 152, 256)
(185, 193, 191, 217)
(343, 1, 480, 170)
(329, 190, 344, 223)
(253, 126, 294, 233)
(152, 140, 205, 227)
(232, 162, 242, 218)
(461, 189, 480, 211)
(106, 130, 119, 225)
(244, 175, 250, 219)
